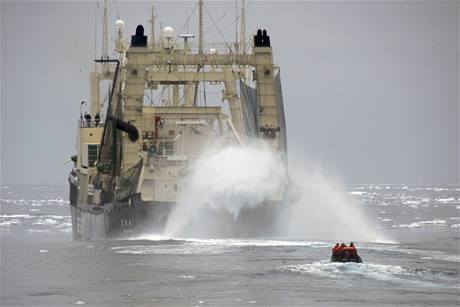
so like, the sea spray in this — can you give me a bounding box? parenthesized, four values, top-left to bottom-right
(286, 165, 384, 242)
(163, 141, 385, 241)
(163, 141, 288, 237)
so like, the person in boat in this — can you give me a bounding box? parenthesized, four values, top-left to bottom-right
(339, 243, 347, 260)
(331, 243, 340, 261)
(332, 243, 339, 255)
(349, 242, 357, 253)
(344, 242, 362, 263)
(342, 243, 355, 260)
(332, 243, 340, 254)
(331, 242, 362, 263)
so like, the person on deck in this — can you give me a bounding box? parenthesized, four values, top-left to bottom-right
(84, 112, 92, 127)
(95, 113, 101, 127)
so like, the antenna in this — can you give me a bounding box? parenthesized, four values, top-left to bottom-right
(149, 6, 156, 50)
(198, 0, 203, 54)
(94, 10, 98, 70)
(159, 22, 163, 47)
(240, 0, 246, 54)
(194, 0, 204, 106)
(102, 0, 109, 72)
(235, 0, 238, 54)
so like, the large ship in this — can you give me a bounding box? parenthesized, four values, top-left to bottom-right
(68, 0, 291, 240)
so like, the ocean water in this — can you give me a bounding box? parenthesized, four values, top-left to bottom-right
(1, 183, 459, 306)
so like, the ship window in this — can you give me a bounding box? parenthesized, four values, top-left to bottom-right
(159, 141, 174, 155)
(87, 144, 99, 167)
(82, 143, 99, 168)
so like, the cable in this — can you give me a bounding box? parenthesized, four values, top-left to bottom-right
(173, 2, 199, 45)
(203, 1, 234, 34)
(203, 3, 234, 53)
(205, 16, 240, 42)
(113, 0, 121, 20)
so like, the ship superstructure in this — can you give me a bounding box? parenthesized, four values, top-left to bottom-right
(69, 0, 289, 240)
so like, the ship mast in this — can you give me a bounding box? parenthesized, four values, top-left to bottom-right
(193, 0, 204, 106)
(149, 6, 156, 50)
(198, 0, 203, 55)
(239, 0, 246, 54)
(93, 11, 98, 71)
(102, 0, 109, 73)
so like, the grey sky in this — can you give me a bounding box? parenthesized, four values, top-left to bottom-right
(1, 1, 458, 184)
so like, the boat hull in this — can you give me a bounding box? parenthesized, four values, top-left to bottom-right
(69, 194, 286, 240)
(70, 195, 174, 240)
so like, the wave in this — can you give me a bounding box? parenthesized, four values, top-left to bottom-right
(0, 198, 69, 207)
(399, 219, 448, 228)
(0, 214, 33, 218)
(435, 198, 459, 204)
(0, 219, 21, 226)
(281, 261, 404, 280)
(280, 261, 453, 287)
(0, 214, 71, 233)
(360, 243, 460, 263)
(110, 244, 226, 255)
(33, 218, 59, 226)
(112, 238, 330, 255)
(129, 235, 327, 247)
(28, 229, 50, 233)
(113, 237, 404, 256)
(0, 214, 32, 227)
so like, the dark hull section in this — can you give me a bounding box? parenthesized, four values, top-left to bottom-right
(69, 196, 286, 240)
(69, 175, 287, 240)
(70, 195, 173, 240)
(70, 200, 286, 240)
(177, 203, 288, 238)
(331, 254, 363, 263)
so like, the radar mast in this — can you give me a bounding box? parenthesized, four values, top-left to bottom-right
(149, 6, 156, 50)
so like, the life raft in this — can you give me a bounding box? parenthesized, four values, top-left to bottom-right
(331, 250, 363, 263)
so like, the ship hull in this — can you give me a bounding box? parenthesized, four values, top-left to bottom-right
(70, 196, 174, 240)
(69, 195, 286, 240)
(69, 173, 287, 240)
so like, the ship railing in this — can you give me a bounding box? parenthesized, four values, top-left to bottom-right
(78, 119, 105, 128)
(175, 42, 238, 54)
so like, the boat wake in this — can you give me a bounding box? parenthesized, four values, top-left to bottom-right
(280, 261, 453, 287)
(111, 238, 324, 255)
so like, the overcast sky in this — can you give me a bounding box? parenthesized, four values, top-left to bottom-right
(1, 1, 458, 184)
